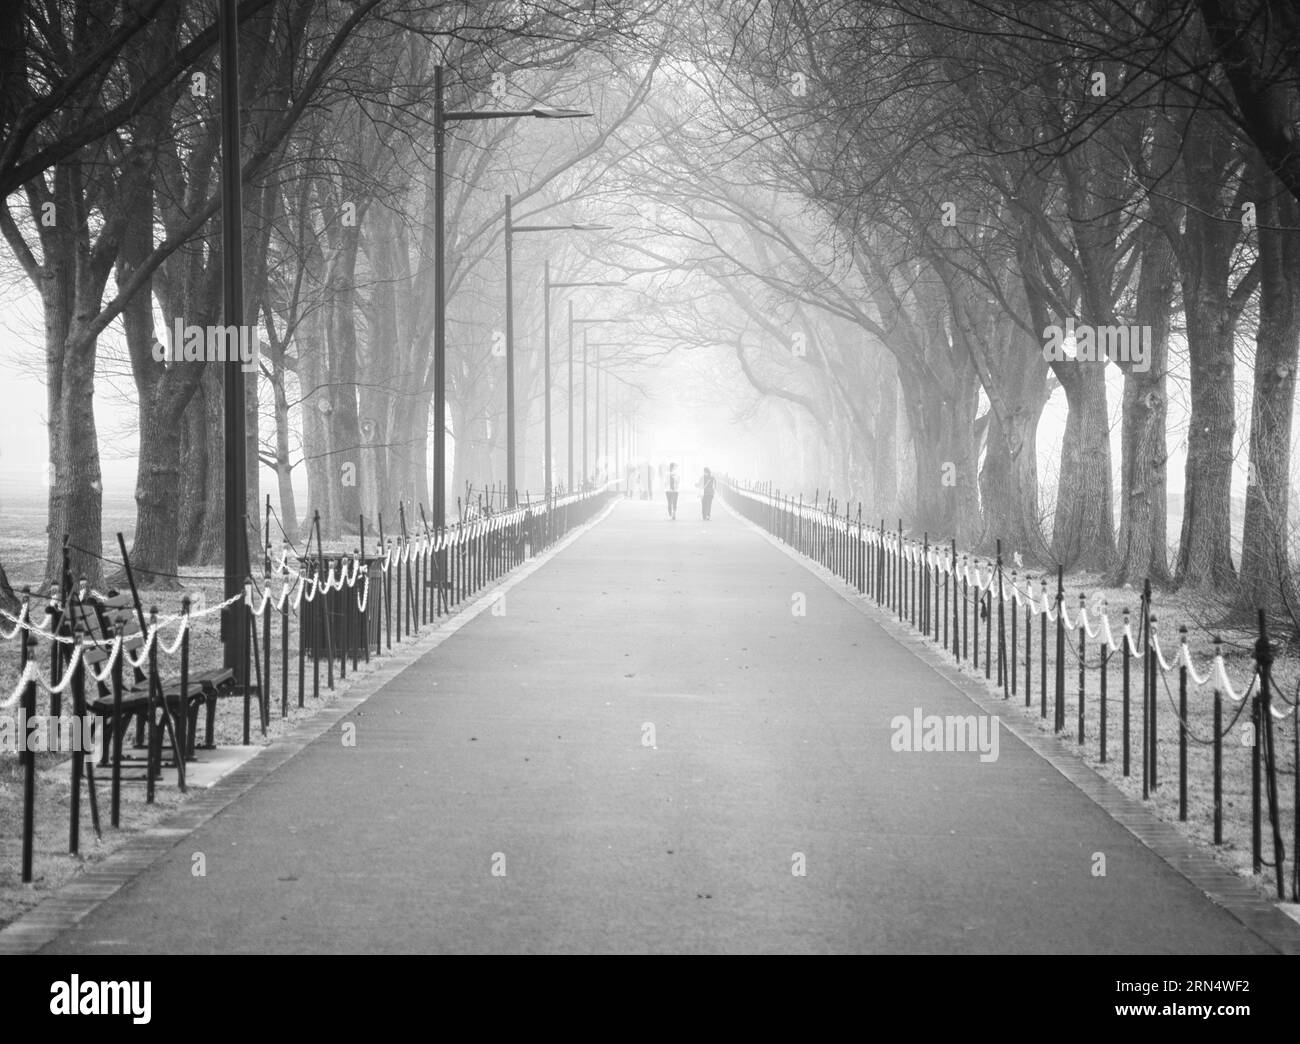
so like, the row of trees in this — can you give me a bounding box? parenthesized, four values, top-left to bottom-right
(0, 0, 666, 593)
(593, 0, 1300, 616)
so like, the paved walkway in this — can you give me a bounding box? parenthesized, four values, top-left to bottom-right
(41, 495, 1289, 953)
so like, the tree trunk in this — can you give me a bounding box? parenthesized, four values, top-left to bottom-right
(122, 169, 207, 588)
(35, 161, 109, 591)
(972, 310, 1049, 562)
(268, 353, 299, 539)
(1237, 178, 1300, 613)
(194, 368, 227, 564)
(872, 363, 898, 520)
(0, 559, 18, 614)
(1174, 130, 1245, 587)
(1108, 229, 1175, 588)
(1050, 360, 1114, 571)
(1175, 291, 1237, 586)
(328, 238, 363, 537)
(902, 367, 980, 543)
(979, 405, 1044, 561)
(300, 300, 340, 538)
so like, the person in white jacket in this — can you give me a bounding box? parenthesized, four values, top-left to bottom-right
(666, 462, 680, 519)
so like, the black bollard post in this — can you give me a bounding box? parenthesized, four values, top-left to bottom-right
(315, 513, 334, 690)
(1078, 593, 1086, 743)
(68, 621, 84, 854)
(996, 540, 1005, 692)
(962, 558, 969, 663)
(1213, 658, 1222, 844)
(1040, 579, 1048, 719)
(1024, 582, 1032, 709)
(1010, 570, 1017, 698)
(1122, 607, 1131, 777)
(20, 594, 38, 881)
(1257, 610, 1285, 899)
(1099, 605, 1109, 764)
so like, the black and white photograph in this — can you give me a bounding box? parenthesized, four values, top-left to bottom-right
(0, 0, 1298, 996)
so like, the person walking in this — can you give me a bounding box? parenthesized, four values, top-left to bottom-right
(698, 467, 716, 521)
(666, 463, 680, 519)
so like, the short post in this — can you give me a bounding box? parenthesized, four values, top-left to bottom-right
(1099, 601, 1108, 764)
(1010, 569, 1017, 697)
(1077, 593, 1086, 744)
(1178, 625, 1188, 822)
(1256, 609, 1285, 899)
(1122, 607, 1131, 777)
(996, 540, 1005, 692)
(1040, 578, 1048, 719)
(20, 595, 37, 881)
(1212, 641, 1222, 844)
(1054, 566, 1064, 733)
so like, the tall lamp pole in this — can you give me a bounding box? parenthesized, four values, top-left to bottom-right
(569, 316, 629, 490)
(568, 302, 575, 491)
(586, 342, 636, 488)
(432, 66, 591, 523)
(219, 0, 246, 677)
(583, 331, 589, 487)
(542, 269, 622, 498)
(503, 206, 610, 506)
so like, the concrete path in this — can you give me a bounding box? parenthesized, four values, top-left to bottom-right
(42, 495, 1285, 953)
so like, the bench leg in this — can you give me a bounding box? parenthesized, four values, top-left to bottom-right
(187, 701, 202, 759)
(97, 712, 111, 768)
(204, 694, 217, 750)
(178, 702, 188, 762)
(151, 711, 167, 779)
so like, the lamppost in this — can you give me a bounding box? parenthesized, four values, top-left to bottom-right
(569, 316, 629, 489)
(432, 65, 591, 524)
(503, 197, 610, 506)
(585, 342, 636, 487)
(219, 0, 247, 678)
(585, 345, 639, 488)
(542, 268, 623, 498)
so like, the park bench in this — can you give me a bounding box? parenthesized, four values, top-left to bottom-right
(70, 592, 234, 777)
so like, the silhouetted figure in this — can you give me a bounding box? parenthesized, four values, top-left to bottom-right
(698, 467, 716, 521)
(666, 462, 680, 520)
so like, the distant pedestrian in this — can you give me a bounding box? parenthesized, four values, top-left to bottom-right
(698, 467, 716, 521)
(666, 462, 680, 519)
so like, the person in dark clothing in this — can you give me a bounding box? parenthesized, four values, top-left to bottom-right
(698, 467, 716, 520)
(666, 462, 680, 519)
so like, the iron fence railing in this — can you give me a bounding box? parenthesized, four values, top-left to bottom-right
(1, 486, 617, 883)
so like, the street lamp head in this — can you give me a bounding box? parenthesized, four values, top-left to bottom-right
(513, 221, 614, 234)
(531, 106, 593, 119)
